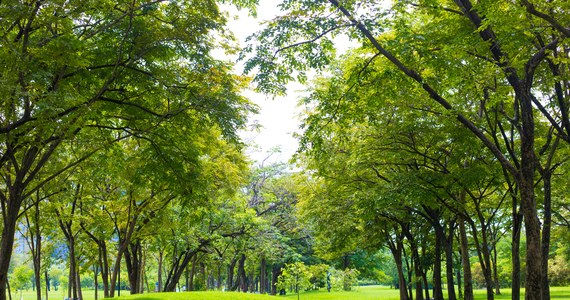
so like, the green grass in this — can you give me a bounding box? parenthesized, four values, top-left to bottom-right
(10, 286, 570, 300)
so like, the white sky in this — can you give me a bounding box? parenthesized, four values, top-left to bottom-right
(221, 1, 305, 164)
(220, 1, 355, 165)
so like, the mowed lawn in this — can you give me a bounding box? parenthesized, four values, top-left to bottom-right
(12, 286, 570, 299)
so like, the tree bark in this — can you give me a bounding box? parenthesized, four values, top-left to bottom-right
(445, 220, 457, 300)
(227, 258, 236, 291)
(432, 222, 445, 300)
(388, 235, 408, 300)
(540, 170, 552, 300)
(459, 216, 474, 300)
(157, 251, 163, 292)
(271, 264, 282, 295)
(260, 256, 267, 294)
(45, 269, 49, 300)
(163, 248, 197, 292)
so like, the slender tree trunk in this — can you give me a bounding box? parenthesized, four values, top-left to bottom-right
(45, 269, 49, 300)
(422, 271, 430, 300)
(217, 262, 222, 290)
(99, 243, 110, 298)
(388, 237, 408, 300)
(271, 264, 281, 295)
(491, 242, 501, 295)
(157, 251, 163, 292)
(512, 208, 523, 300)
(459, 216, 474, 300)
(139, 247, 146, 294)
(125, 241, 142, 294)
(237, 254, 247, 292)
(412, 246, 423, 300)
(95, 265, 98, 300)
(227, 258, 236, 291)
(163, 249, 196, 292)
(457, 260, 463, 300)
(540, 171, 552, 300)
(76, 269, 83, 300)
(189, 255, 197, 291)
(433, 224, 445, 300)
(260, 257, 266, 294)
(445, 221, 457, 300)
(0, 194, 23, 300)
(519, 172, 542, 300)
(68, 265, 72, 299)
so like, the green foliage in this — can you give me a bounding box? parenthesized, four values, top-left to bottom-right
(10, 265, 34, 291)
(549, 246, 570, 286)
(307, 264, 328, 290)
(277, 262, 312, 295)
(328, 268, 359, 291)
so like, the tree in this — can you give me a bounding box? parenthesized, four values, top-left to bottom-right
(0, 0, 256, 298)
(244, 1, 569, 299)
(276, 262, 311, 300)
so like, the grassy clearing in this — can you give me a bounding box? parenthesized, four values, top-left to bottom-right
(10, 286, 570, 299)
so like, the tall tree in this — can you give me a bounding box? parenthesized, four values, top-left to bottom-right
(244, 1, 568, 299)
(0, 0, 256, 298)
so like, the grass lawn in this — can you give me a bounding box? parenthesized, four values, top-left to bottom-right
(10, 286, 570, 299)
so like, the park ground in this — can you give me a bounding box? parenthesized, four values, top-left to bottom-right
(11, 286, 570, 300)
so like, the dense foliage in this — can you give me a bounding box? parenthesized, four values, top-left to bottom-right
(2, 1, 570, 300)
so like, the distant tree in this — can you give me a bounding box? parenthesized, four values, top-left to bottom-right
(276, 262, 311, 300)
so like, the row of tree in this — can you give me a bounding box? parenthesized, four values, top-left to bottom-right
(3, 1, 570, 300)
(0, 0, 259, 299)
(242, 0, 570, 300)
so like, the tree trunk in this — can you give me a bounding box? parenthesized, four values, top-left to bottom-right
(94, 265, 98, 300)
(45, 269, 49, 300)
(236, 254, 247, 292)
(99, 243, 110, 298)
(125, 241, 142, 294)
(388, 236, 408, 300)
(26, 200, 43, 300)
(75, 269, 83, 300)
(459, 216, 474, 300)
(163, 249, 196, 292)
(227, 258, 236, 291)
(457, 260, 463, 300)
(412, 246, 423, 300)
(189, 255, 197, 291)
(540, 171, 552, 300)
(271, 264, 282, 295)
(491, 242, 501, 295)
(0, 193, 23, 300)
(217, 262, 222, 290)
(519, 173, 542, 300)
(432, 224, 445, 300)
(260, 257, 266, 294)
(422, 270, 430, 300)
(157, 251, 163, 292)
(512, 204, 523, 300)
(445, 220, 457, 300)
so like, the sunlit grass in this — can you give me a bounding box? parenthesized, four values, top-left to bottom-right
(11, 285, 570, 299)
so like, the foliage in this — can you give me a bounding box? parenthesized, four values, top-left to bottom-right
(276, 262, 312, 295)
(328, 268, 359, 292)
(549, 246, 570, 286)
(9, 265, 33, 291)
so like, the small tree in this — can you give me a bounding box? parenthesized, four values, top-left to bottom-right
(277, 262, 311, 300)
(10, 265, 33, 295)
(329, 268, 360, 291)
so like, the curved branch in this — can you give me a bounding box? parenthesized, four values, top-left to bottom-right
(519, 0, 570, 38)
(327, 0, 518, 176)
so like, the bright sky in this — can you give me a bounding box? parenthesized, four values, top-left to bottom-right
(220, 1, 355, 165)
(221, 1, 304, 164)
